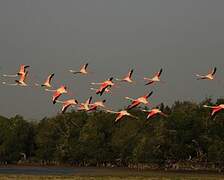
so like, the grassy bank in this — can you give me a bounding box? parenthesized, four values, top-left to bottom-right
(0, 171, 224, 180)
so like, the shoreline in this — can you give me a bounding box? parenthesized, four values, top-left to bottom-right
(0, 165, 223, 175)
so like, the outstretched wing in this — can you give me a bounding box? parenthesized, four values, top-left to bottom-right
(127, 101, 140, 110)
(146, 91, 153, 98)
(145, 80, 154, 85)
(128, 69, 134, 78)
(84, 63, 89, 70)
(62, 104, 70, 114)
(44, 73, 55, 85)
(53, 92, 61, 104)
(211, 106, 222, 117)
(147, 111, 157, 119)
(157, 68, 163, 77)
(211, 67, 217, 76)
(115, 113, 124, 122)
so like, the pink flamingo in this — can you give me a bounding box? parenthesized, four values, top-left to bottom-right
(116, 69, 134, 83)
(126, 91, 153, 110)
(144, 68, 163, 85)
(142, 108, 168, 119)
(196, 67, 217, 80)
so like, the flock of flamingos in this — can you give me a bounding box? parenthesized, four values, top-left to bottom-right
(1, 64, 223, 122)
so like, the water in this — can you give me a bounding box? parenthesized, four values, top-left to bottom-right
(0, 166, 76, 175)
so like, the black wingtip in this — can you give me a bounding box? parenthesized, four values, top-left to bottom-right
(84, 63, 89, 69)
(212, 67, 217, 75)
(109, 77, 113, 81)
(159, 68, 163, 76)
(146, 91, 153, 98)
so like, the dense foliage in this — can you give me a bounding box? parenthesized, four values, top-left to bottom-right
(0, 99, 224, 168)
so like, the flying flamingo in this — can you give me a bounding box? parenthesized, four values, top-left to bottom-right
(196, 67, 217, 80)
(56, 99, 79, 113)
(89, 100, 106, 111)
(69, 63, 89, 75)
(2, 71, 29, 87)
(144, 68, 163, 85)
(142, 108, 168, 119)
(203, 104, 224, 117)
(3, 64, 30, 77)
(35, 73, 55, 88)
(91, 77, 114, 96)
(116, 69, 134, 83)
(50, 86, 68, 104)
(78, 96, 93, 111)
(105, 109, 138, 123)
(90, 87, 111, 94)
(126, 91, 153, 110)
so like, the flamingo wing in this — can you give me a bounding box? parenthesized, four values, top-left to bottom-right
(24, 65, 30, 70)
(127, 100, 140, 110)
(19, 65, 25, 74)
(115, 113, 124, 122)
(48, 73, 55, 83)
(145, 81, 154, 85)
(62, 104, 70, 114)
(128, 69, 134, 78)
(96, 84, 109, 96)
(212, 67, 217, 76)
(146, 91, 153, 98)
(88, 105, 97, 111)
(157, 68, 163, 77)
(84, 63, 89, 70)
(147, 111, 157, 119)
(211, 107, 223, 116)
(53, 92, 61, 104)
(43, 73, 54, 86)
(87, 96, 92, 104)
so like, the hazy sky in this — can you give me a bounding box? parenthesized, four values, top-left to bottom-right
(0, 0, 224, 119)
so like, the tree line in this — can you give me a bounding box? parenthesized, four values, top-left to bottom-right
(0, 98, 224, 169)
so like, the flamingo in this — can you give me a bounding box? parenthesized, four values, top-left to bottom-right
(126, 91, 153, 110)
(2, 71, 29, 87)
(69, 63, 88, 75)
(196, 67, 217, 80)
(142, 108, 168, 119)
(89, 100, 106, 111)
(91, 77, 114, 96)
(116, 69, 134, 83)
(144, 68, 163, 85)
(35, 73, 55, 88)
(105, 109, 138, 122)
(51, 86, 68, 104)
(3, 64, 30, 77)
(90, 87, 111, 94)
(78, 96, 93, 111)
(203, 104, 224, 117)
(56, 99, 79, 113)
